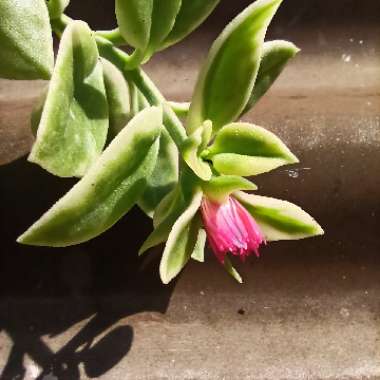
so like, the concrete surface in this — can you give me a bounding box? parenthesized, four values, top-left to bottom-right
(0, 7, 380, 380)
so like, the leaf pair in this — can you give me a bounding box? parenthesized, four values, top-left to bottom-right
(0, 0, 54, 80)
(18, 107, 163, 247)
(115, 0, 220, 64)
(202, 122, 298, 177)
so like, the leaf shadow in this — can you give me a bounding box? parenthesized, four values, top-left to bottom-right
(0, 156, 175, 380)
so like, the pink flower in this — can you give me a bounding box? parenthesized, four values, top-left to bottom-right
(200, 196, 265, 263)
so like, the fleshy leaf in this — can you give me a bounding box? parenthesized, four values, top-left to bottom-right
(190, 217, 207, 263)
(28, 21, 109, 178)
(204, 122, 298, 176)
(138, 129, 179, 217)
(0, 0, 54, 80)
(31, 88, 48, 137)
(18, 107, 162, 247)
(101, 58, 131, 138)
(47, 0, 70, 19)
(160, 190, 203, 284)
(181, 121, 212, 181)
(224, 257, 243, 283)
(115, 0, 181, 59)
(243, 40, 299, 114)
(187, 0, 283, 132)
(162, 0, 221, 49)
(202, 175, 257, 203)
(234, 191, 324, 241)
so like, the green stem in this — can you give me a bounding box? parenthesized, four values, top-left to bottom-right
(168, 101, 190, 118)
(52, 15, 188, 148)
(95, 28, 125, 45)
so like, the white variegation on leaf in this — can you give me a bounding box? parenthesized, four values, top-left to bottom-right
(203, 122, 298, 177)
(160, 190, 203, 284)
(18, 107, 162, 247)
(187, 0, 283, 133)
(234, 191, 324, 241)
(0, 0, 54, 80)
(29, 21, 109, 178)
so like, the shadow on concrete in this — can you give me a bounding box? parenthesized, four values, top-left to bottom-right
(0, 157, 175, 380)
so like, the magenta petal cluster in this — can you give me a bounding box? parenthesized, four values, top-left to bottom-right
(200, 196, 265, 263)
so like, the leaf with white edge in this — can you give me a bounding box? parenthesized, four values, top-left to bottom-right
(0, 0, 54, 80)
(224, 257, 243, 283)
(162, 0, 220, 49)
(202, 175, 257, 203)
(203, 122, 298, 176)
(160, 190, 203, 284)
(47, 0, 70, 19)
(187, 0, 283, 133)
(29, 21, 109, 178)
(18, 107, 162, 247)
(181, 121, 212, 181)
(243, 40, 299, 114)
(234, 191, 324, 241)
(101, 58, 131, 138)
(140, 167, 201, 255)
(191, 222, 207, 263)
(138, 129, 179, 217)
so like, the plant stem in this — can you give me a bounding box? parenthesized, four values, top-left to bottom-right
(168, 102, 190, 118)
(51, 15, 188, 148)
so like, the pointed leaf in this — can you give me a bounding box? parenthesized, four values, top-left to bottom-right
(18, 107, 162, 247)
(162, 0, 221, 49)
(235, 191, 324, 241)
(224, 257, 243, 283)
(243, 40, 299, 114)
(29, 21, 109, 178)
(138, 129, 179, 217)
(202, 175, 257, 203)
(160, 190, 203, 284)
(101, 58, 131, 137)
(187, 0, 283, 132)
(204, 122, 298, 176)
(0, 0, 54, 79)
(191, 219, 207, 263)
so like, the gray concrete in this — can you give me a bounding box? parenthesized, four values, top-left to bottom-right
(0, 19, 380, 380)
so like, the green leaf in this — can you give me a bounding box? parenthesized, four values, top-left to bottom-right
(204, 122, 298, 176)
(223, 257, 243, 283)
(243, 40, 299, 114)
(138, 129, 179, 217)
(115, 0, 153, 51)
(187, 0, 283, 132)
(147, 0, 182, 55)
(160, 190, 203, 284)
(140, 168, 201, 254)
(28, 21, 109, 178)
(190, 218, 207, 263)
(115, 0, 181, 58)
(202, 175, 257, 203)
(0, 0, 54, 80)
(181, 121, 212, 181)
(162, 0, 220, 49)
(47, 0, 70, 19)
(101, 58, 131, 138)
(234, 191, 324, 241)
(18, 107, 162, 247)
